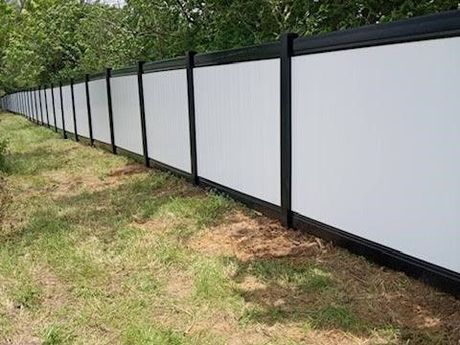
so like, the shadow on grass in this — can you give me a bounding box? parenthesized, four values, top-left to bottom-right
(6, 146, 71, 175)
(1, 170, 232, 248)
(228, 256, 366, 330)
(221, 252, 459, 343)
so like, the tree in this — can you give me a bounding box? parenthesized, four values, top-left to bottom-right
(0, 0, 458, 93)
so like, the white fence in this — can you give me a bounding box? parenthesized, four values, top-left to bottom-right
(2, 11, 460, 294)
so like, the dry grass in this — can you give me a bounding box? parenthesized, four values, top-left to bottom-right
(0, 112, 459, 345)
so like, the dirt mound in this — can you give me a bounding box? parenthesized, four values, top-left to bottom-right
(192, 211, 325, 261)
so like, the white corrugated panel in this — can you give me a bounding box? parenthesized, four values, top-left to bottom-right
(62, 85, 74, 134)
(32, 90, 38, 122)
(29, 92, 34, 118)
(74, 82, 89, 138)
(88, 79, 111, 144)
(24, 92, 27, 115)
(46, 88, 55, 127)
(53, 86, 63, 129)
(111, 75, 143, 155)
(292, 36, 460, 273)
(194, 59, 280, 205)
(143, 69, 191, 173)
(40, 88, 48, 125)
(35, 90, 42, 122)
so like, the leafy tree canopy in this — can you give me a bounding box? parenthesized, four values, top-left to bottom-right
(0, 0, 458, 93)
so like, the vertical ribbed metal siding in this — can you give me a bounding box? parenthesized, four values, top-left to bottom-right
(88, 79, 111, 144)
(292, 36, 460, 273)
(62, 85, 74, 134)
(53, 86, 63, 129)
(73, 82, 89, 138)
(111, 75, 143, 155)
(143, 69, 191, 173)
(194, 59, 281, 205)
(46, 88, 55, 127)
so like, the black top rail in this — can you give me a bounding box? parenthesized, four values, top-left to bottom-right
(293, 9, 460, 56)
(194, 42, 280, 67)
(143, 57, 186, 73)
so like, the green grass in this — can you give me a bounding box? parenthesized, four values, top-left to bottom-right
(239, 259, 335, 293)
(42, 324, 74, 345)
(0, 138, 9, 172)
(0, 113, 458, 345)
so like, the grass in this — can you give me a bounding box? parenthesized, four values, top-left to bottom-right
(0, 137, 8, 172)
(0, 112, 459, 345)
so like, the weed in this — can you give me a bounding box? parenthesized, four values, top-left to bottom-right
(42, 324, 74, 345)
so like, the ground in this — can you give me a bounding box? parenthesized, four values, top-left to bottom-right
(0, 113, 459, 345)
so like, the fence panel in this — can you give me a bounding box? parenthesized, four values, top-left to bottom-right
(88, 79, 111, 144)
(110, 75, 143, 155)
(62, 84, 74, 134)
(194, 59, 280, 205)
(46, 88, 55, 127)
(40, 88, 47, 125)
(292, 36, 460, 273)
(53, 86, 63, 129)
(30, 90, 35, 120)
(143, 69, 191, 173)
(74, 82, 89, 138)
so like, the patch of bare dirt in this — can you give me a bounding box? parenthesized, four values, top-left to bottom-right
(131, 216, 180, 233)
(107, 164, 149, 177)
(33, 265, 70, 312)
(192, 211, 323, 261)
(44, 163, 149, 198)
(165, 271, 192, 300)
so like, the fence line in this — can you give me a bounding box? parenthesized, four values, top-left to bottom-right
(2, 10, 460, 297)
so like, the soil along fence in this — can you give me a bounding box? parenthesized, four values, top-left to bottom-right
(2, 11, 460, 296)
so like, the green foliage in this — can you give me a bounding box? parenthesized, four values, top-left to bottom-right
(0, 0, 458, 93)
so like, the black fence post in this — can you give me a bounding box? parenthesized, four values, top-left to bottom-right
(51, 83, 58, 132)
(280, 33, 297, 228)
(44, 85, 50, 127)
(59, 81, 67, 139)
(70, 78, 79, 142)
(85, 74, 94, 145)
(106, 68, 116, 154)
(137, 61, 149, 167)
(186, 51, 198, 185)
